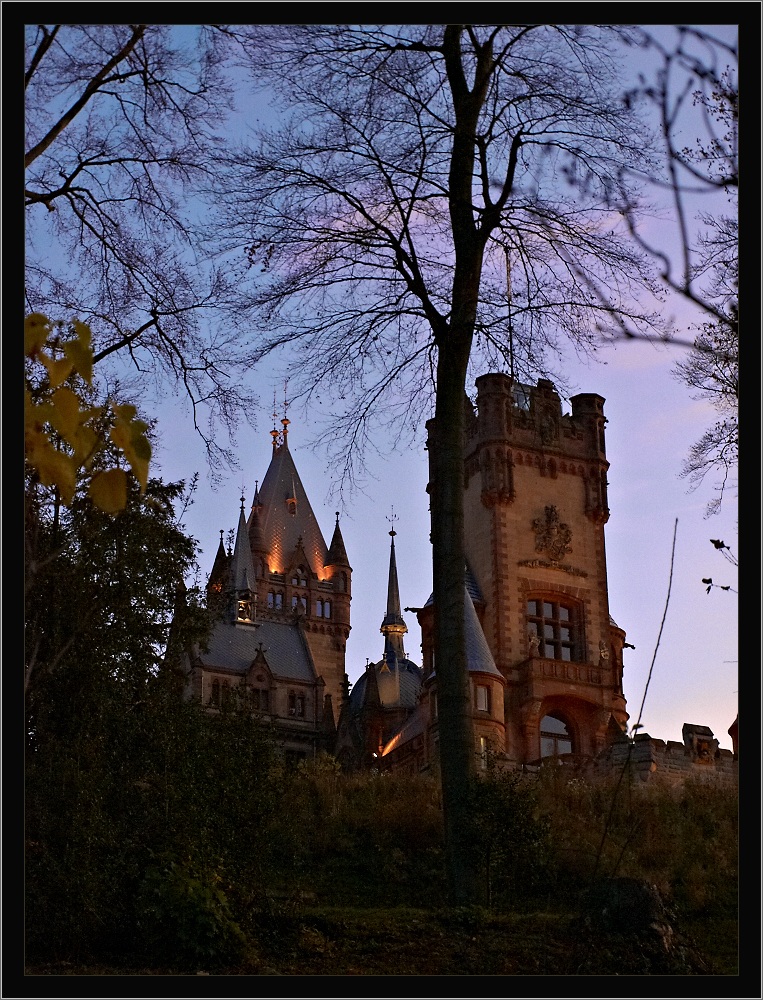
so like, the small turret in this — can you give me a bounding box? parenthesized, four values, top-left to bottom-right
(207, 529, 231, 598)
(380, 516, 407, 661)
(230, 495, 257, 622)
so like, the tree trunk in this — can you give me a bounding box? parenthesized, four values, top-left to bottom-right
(430, 334, 482, 906)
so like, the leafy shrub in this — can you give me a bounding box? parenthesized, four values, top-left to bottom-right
(136, 860, 246, 969)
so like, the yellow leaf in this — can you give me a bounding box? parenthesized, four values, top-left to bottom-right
(63, 337, 94, 384)
(89, 468, 128, 514)
(41, 354, 74, 389)
(25, 314, 52, 357)
(71, 425, 101, 466)
(25, 432, 77, 503)
(112, 403, 138, 423)
(110, 405, 152, 492)
(49, 386, 83, 442)
(72, 320, 92, 350)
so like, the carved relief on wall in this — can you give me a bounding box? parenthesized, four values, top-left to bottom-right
(532, 505, 572, 561)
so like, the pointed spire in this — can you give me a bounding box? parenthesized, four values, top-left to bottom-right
(208, 529, 231, 595)
(326, 511, 350, 567)
(248, 480, 267, 555)
(230, 495, 257, 595)
(380, 509, 407, 660)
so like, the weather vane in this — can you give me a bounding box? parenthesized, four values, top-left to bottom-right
(387, 505, 398, 537)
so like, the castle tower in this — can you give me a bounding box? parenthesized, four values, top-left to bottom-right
(457, 374, 628, 763)
(186, 420, 351, 762)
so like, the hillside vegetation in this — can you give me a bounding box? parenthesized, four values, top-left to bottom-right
(25, 696, 738, 976)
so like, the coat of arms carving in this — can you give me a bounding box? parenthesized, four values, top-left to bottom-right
(533, 505, 572, 561)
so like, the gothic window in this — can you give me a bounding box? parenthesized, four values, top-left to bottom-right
(339, 572, 347, 592)
(267, 591, 274, 609)
(292, 594, 307, 611)
(316, 599, 323, 617)
(475, 684, 490, 713)
(288, 691, 305, 717)
(540, 714, 573, 757)
(210, 679, 220, 707)
(252, 688, 269, 712)
(527, 599, 581, 661)
(221, 681, 231, 706)
(323, 601, 331, 619)
(275, 592, 283, 610)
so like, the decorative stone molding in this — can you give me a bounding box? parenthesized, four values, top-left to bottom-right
(532, 505, 572, 560)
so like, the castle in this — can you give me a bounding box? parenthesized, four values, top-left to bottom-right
(183, 375, 737, 783)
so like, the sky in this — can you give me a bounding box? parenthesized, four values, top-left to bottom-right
(146, 25, 739, 750)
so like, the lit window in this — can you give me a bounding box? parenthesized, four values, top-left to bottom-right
(476, 684, 490, 713)
(527, 599, 579, 661)
(479, 736, 489, 770)
(540, 715, 572, 757)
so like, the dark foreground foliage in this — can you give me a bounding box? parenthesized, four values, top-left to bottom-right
(26, 737, 738, 976)
(24, 472, 738, 977)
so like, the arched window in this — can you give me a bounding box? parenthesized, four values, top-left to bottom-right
(275, 592, 283, 610)
(340, 572, 347, 592)
(527, 599, 581, 661)
(221, 681, 231, 706)
(540, 714, 572, 757)
(267, 591, 275, 609)
(323, 601, 331, 619)
(316, 599, 323, 617)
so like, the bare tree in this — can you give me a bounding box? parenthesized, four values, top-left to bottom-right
(24, 24, 255, 469)
(210, 24, 665, 904)
(617, 26, 738, 513)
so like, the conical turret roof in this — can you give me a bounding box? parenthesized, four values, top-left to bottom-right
(463, 586, 502, 677)
(256, 436, 329, 578)
(325, 514, 350, 568)
(230, 500, 257, 593)
(247, 497, 268, 555)
(208, 530, 231, 593)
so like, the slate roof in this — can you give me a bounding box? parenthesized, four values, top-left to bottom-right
(381, 702, 427, 756)
(197, 619, 316, 683)
(348, 657, 423, 711)
(423, 562, 484, 608)
(253, 440, 329, 578)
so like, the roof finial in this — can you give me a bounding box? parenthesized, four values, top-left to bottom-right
(387, 504, 398, 538)
(239, 486, 246, 512)
(271, 388, 280, 451)
(281, 379, 290, 444)
(335, 511, 340, 525)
